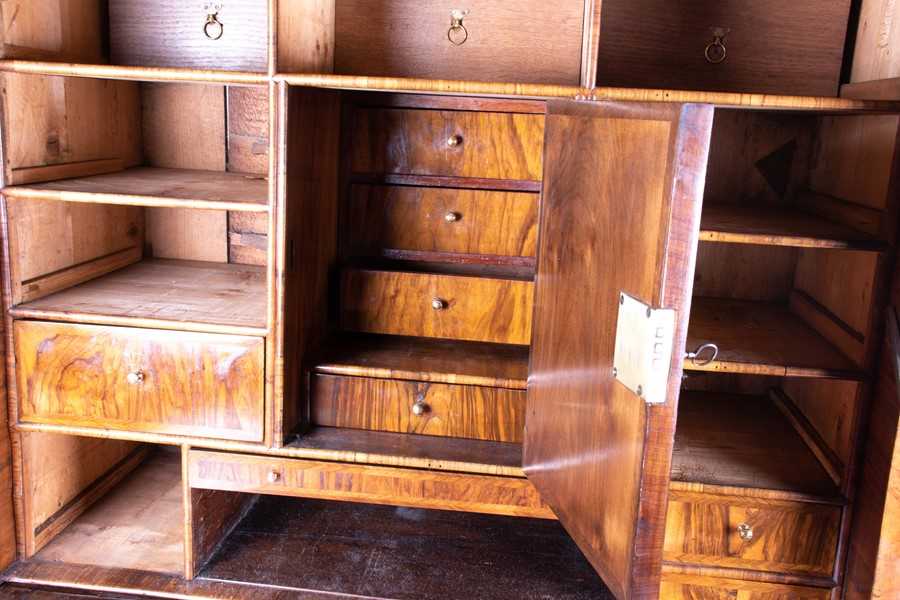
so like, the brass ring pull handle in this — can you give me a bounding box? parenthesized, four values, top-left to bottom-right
(737, 522, 754, 542)
(686, 343, 719, 367)
(204, 3, 224, 40)
(448, 9, 469, 46)
(126, 370, 145, 385)
(705, 27, 730, 64)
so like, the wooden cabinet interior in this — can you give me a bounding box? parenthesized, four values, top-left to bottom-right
(0, 2, 899, 599)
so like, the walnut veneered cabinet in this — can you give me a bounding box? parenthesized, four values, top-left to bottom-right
(0, 2, 897, 600)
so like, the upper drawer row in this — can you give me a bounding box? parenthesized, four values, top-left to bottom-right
(3, 1, 850, 96)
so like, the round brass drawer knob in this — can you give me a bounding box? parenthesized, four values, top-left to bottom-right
(432, 298, 448, 310)
(411, 400, 428, 416)
(444, 211, 461, 223)
(737, 523, 754, 542)
(447, 134, 463, 147)
(267, 470, 282, 484)
(126, 370, 145, 385)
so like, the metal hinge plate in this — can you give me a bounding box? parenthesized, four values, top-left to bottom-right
(612, 292, 676, 405)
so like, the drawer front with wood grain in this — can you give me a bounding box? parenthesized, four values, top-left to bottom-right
(188, 450, 553, 518)
(15, 321, 264, 442)
(660, 574, 831, 600)
(351, 108, 544, 181)
(109, 1, 268, 71)
(334, 0, 586, 85)
(597, 0, 851, 96)
(663, 491, 840, 576)
(340, 269, 534, 345)
(348, 185, 539, 259)
(312, 374, 526, 442)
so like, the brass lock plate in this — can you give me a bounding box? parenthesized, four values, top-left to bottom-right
(612, 292, 676, 405)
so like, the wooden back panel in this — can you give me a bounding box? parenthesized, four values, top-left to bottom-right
(0, 1, 105, 62)
(525, 100, 713, 599)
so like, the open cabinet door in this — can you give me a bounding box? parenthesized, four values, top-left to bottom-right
(524, 100, 714, 600)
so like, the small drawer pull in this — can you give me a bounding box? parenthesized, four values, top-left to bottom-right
(447, 134, 463, 147)
(448, 9, 469, 46)
(203, 3, 224, 40)
(444, 211, 461, 223)
(686, 343, 719, 367)
(737, 522, 754, 542)
(411, 399, 429, 416)
(126, 370, 145, 385)
(431, 298, 448, 311)
(705, 27, 729, 64)
(267, 469, 282, 484)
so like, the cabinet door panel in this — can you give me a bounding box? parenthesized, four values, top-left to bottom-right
(524, 100, 713, 599)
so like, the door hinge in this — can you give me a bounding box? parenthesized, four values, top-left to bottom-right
(612, 292, 676, 405)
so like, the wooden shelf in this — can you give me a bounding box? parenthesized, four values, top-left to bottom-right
(699, 204, 885, 250)
(671, 391, 841, 501)
(289, 427, 525, 477)
(4, 167, 269, 212)
(685, 297, 864, 379)
(313, 334, 529, 389)
(35, 449, 184, 574)
(11, 259, 267, 335)
(0, 60, 267, 85)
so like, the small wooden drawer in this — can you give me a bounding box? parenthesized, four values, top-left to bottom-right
(664, 490, 840, 577)
(109, 1, 268, 71)
(350, 108, 544, 181)
(660, 573, 831, 600)
(340, 269, 534, 345)
(348, 185, 539, 259)
(312, 374, 526, 443)
(333, 0, 587, 85)
(15, 321, 264, 442)
(188, 450, 553, 518)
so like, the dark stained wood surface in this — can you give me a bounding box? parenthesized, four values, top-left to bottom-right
(313, 333, 529, 389)
(202, 496, 613, 599)
(347, 184, 539, 258)
(597, 0, 851, 96)
(350, 107, 545, 181)
(671, 392, 840, 498)
(334, 0, 587, 85)
(16, 321, 265, 442)
(312, 374, 526, 442)
(686, 297, 864, 379)
(524, 100, 714, 599)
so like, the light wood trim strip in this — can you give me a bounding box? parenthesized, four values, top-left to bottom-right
(4, 186, 270, 213)
(0, 60, 268, 85)
(17, 247, 142, 305)
(8, 159, 124, 186)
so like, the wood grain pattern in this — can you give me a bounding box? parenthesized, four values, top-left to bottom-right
(694, 243, 799, 304)
(12, 259, 267, 334)
(686, 297, 863, 378)
(187, 487, 255, 579)
(660, 573, 831, 600)
(189, 450, 553, 519)
(227, 87, 269, 176)
(0, 309, 12, 570)
(312, 374, 526, 443)
(664, 490, 840, 576)
(851, 0, 900, 82)
(334, 0, 586, 85)
(313, 333, 529, 389)
(5, 167, 269, 211)
(15, 321, 264, 441)
(351, 107, 544, 181)
(0, 1, 105, 63)
(276, 0, 334, 72)
(340, 268, 534, 345)
(109, 1, 268, 71)
(524, 101, 714, 599)
(671, 392, 840, 500)
(347, 185, 538, 258)
(35, 449, 184, 575)
(597, 0, 851, 96)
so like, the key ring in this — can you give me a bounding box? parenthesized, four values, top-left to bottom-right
(686, 343, 719, 367)
(448, 9, 469, 46)
(204, 3, 224, 40)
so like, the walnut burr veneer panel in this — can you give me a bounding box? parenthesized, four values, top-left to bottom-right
(351, 108, 544, 181)
(340, 269, 534, 345)
(15, 321, 264, 441)
(660, 574, 831, 600)
(188, 450, 553, 519)
(347, 185, 539, 258)
(312, 374, 526, 443)
(334, 0, 586, 84)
